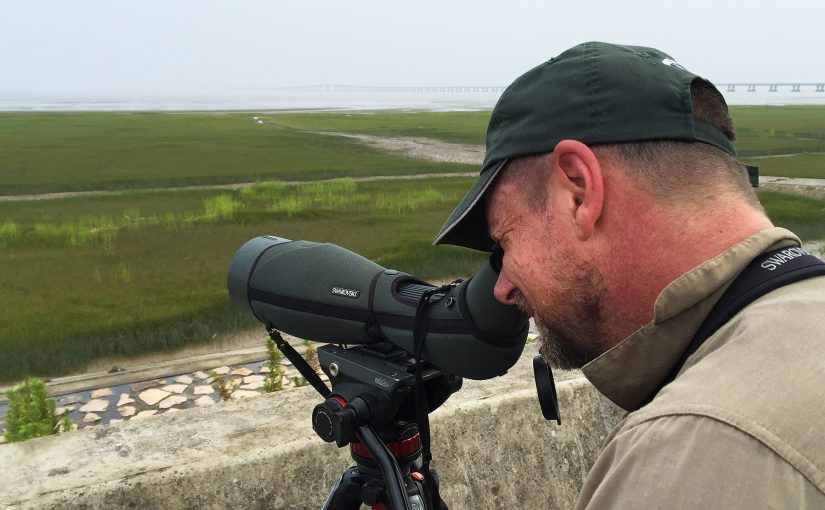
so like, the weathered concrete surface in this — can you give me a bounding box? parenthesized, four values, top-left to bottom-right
(0, 345, 623, 509)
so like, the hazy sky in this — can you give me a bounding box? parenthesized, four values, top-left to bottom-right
(2, 0, 823, 97)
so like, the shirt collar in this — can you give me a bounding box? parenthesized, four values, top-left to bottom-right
(581, 227, 801, 411)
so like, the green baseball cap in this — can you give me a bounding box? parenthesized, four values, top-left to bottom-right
(432, 41, 736, 252)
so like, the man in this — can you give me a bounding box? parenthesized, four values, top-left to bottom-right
(433, 42, 825, 508)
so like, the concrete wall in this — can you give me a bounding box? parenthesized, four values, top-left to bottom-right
(0, 345, 623, 509)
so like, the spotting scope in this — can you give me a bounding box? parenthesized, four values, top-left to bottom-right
(227, 236, 528, 379)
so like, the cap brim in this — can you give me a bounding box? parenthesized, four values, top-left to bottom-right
(432, 159, 507, 251)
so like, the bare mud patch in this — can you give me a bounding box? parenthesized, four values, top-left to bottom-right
(314, 131, 484, 165)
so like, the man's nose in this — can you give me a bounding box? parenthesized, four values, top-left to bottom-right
(493, 271, 519, 306)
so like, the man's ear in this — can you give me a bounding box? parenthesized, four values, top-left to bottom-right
(550, 140, 605, 241)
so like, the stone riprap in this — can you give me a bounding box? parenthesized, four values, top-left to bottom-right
(0, 358, 317, 436)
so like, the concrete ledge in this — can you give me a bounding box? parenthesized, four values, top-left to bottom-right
(1, 345, 623, 509)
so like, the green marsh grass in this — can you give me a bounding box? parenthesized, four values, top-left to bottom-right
(0, 178, 486, 382)
(252, 106, 825, 161)
(262, 111, 491, 145)
(1, 180, 375, 250)
(730, 105, 825, 156)
(2, 106, 825, 383)
(204, 194, 243, 220)
(2, 107, 824, 197)
(757, 190, 825, 240)
(0, 221, 20, 242)
(0, 113, 475, 195)
(741, 154, 825, 180)
(3, 177, 821, 383)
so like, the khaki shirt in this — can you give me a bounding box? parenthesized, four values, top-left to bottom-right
(576, 227, 825, 509)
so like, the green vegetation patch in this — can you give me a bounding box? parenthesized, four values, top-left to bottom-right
(758, 190, 825, 240)
(0, 179, 450, 250)
(4, 378, 72, 443)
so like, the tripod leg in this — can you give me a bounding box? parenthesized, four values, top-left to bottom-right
(321, 467, 366, 510)
(418, 467, 449, 510)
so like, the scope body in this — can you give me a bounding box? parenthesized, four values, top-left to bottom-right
(228, 236, 528, 380)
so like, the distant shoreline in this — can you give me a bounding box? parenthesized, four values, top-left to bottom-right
(2, 89, 824, 114)
(3, 103, 825, 114)
(0, 107, 488, 115)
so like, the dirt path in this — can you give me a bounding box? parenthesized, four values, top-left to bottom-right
(313, 131, 485, 165)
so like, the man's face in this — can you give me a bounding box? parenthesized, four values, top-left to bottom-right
(485, 178, 609, 370)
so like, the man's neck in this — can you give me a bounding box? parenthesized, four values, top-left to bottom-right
(595, 196, 773, 348)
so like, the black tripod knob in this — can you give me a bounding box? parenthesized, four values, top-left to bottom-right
(313, 397, 363, 447)
(312, 398, 345, 443)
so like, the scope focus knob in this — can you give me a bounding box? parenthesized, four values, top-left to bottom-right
(312, 398, 346, 443)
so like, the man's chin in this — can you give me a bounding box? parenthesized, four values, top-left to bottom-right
(534, 320, 597, 371)
(514, 277, 606, 369)
(537, 337, 580, 371)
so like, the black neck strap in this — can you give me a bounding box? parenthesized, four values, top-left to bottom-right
(413, 283, 457, 510)
(643, 245, 825, 407)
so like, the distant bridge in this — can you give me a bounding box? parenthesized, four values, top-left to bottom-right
(272, 84, 508, 93)
(716, 83, 825, 93)
(273, 83, 825, 94)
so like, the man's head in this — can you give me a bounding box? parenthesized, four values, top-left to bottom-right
(433, 42, 770, 369)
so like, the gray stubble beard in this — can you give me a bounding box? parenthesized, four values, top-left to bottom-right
(516, 262, 608, 370)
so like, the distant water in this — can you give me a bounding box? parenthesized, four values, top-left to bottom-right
(0, 91, 503, 113)
(1, 88, 823, 112)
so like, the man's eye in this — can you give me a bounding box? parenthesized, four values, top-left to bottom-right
(490, 242, 504, 274)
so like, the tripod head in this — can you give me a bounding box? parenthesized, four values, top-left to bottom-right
(304, 342, 459, 510)
(311, 343, 462, 448)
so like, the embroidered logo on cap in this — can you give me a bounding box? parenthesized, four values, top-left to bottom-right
(661, 58, 686, 70)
